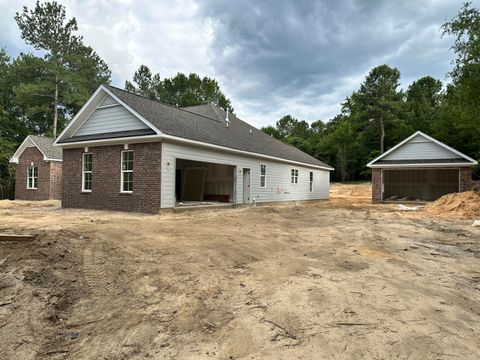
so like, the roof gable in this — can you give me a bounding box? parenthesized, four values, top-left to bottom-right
(10, 135, 62, 164)
(368, 131, 477, 167)
(54, 86, 160, 145)
(55, 85, 333, 170)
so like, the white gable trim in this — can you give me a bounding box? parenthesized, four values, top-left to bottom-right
(54, 85, 161, 146)
(367, 131, 477, 167)
(9, 136, 62, 164)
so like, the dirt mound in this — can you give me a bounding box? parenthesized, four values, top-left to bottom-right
(423, 191, 480, 219)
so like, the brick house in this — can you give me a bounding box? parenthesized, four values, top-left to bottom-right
(53, 85, 333, 213)
(367, 131, 478, 203)
(9, 135, 63, 200)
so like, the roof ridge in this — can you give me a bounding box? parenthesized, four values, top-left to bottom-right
(106, 85, 225, 124)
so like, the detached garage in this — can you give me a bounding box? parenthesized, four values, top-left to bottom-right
(367, 131, 478, 203)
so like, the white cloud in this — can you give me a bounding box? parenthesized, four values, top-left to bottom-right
(0, 0, 476, 128)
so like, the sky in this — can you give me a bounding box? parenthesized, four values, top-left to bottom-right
(0, 0, 472, 127)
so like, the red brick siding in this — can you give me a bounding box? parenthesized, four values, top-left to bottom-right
(62, 142, 162, 213)
(49, 161, 63, 200)
(459, 167, 472, 192)
(15, 147, 51, 200)
(371, 168, 382, 204)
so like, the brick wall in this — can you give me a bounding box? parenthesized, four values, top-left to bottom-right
(459, 167, 472, 192)
(371, 168, 382, 204)
(49, 161, 63, 200)
(15, 147, 51, 200)
(62, 142, 162, 213)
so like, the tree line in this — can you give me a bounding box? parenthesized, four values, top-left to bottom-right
(1, 1, 479, 198)
(263, 3, 480, 181)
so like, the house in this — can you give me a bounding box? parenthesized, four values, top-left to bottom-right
(9, 135, 63, 200)
(53, 85, 333, 213)
(367, 131, 478, 203)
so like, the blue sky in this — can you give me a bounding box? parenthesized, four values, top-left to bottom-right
(0, 0, 472, 127)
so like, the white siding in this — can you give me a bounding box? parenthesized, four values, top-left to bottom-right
(100, 95, 118, 107)
(75, 103, 149, 136)
(383, 134, 459, 161)
(161, 141, 330, 208)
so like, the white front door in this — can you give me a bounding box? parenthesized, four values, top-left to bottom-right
(243, 168, 251, 204)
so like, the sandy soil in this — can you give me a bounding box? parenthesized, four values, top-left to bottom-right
(1, 183, 479, 359)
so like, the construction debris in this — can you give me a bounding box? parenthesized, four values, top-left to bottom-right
(0, 233, 36, 242)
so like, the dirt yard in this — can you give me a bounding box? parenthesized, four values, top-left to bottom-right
(1, 183, 479, 359)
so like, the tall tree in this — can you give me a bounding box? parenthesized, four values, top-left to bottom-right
(346, 65, 404, 153)
(405, 76, 443, 135)
(15, 1, 110, 136)
(437, 2, 480, 165)
(125, 65, 233, 113)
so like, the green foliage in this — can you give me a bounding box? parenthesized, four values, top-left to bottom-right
(0, 2, 111, 198)
(14, 1, 111, 136)
(125, 65, 234, 113)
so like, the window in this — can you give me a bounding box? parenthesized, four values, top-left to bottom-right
(82, 153, 92, 192)
(309, 171, 313, 192)
(291, 169, 298, 184)
(260, 164, 267, 188)
(27, 166, 38, 189)
(121, 150, 133, 192)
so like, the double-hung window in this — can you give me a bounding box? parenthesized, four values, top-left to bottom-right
(82, 153, 92, 192)
(121, 150, 133, 192)
(291, 169, 298, 184)
(309, 172, 313, 192)
(260, 164, 267, 188)
(27, 166, 38, 189)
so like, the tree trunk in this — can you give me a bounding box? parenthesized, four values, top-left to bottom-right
(380, 116, 385, 154)
(53, 74, 58, 138)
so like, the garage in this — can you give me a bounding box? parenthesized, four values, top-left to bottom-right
(175, 158, 235, 207)
(368, 131, 477, 203)
(383, 168, 459, 201)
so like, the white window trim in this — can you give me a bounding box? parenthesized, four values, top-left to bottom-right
(309, 171, 313, 192)
(291, 168, 299, 184)
(26, 165, 38, 189)
(260, 164, 267, 188)
(82, 153, 92, 193)
(120, 150, 133, 193)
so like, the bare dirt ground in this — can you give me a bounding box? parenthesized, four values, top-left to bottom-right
(1, 183, 479, 359)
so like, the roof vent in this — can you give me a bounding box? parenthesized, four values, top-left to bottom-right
(225, 108, 230, 126)
(249, 129, 252, 135)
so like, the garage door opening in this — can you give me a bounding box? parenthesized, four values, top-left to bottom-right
(383, 169, 459, 202)
(175, 159, 235, 208)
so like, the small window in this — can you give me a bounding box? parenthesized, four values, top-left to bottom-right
(121, 150, 133, 192)
(27, 166, 38, 189)
(291, 169, 298, 184)
(309, 171, 313, 192)
(82, 153, 92, 192)
(260, 164, 267, 188)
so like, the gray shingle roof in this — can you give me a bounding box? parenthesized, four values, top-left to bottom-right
(30, 135, 62, 160)
(104, 86, 332, 169)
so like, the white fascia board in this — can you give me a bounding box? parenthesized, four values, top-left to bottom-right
(9, 136, 32, 164)
(367, 130, 478, 167)
(369, 162, 476, 169)
(417, 131, 478, 164)
(161, 134, 334, 171)
(54, 86, 106, 145)
(53, 85, 162, 146)
(57, 134, 162, 148)
(367, 131, 422, 167)
(101, 86, 162, 136)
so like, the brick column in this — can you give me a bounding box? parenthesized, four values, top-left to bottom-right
(371, 168, 382, 204)
(459, 167, 472, 192)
